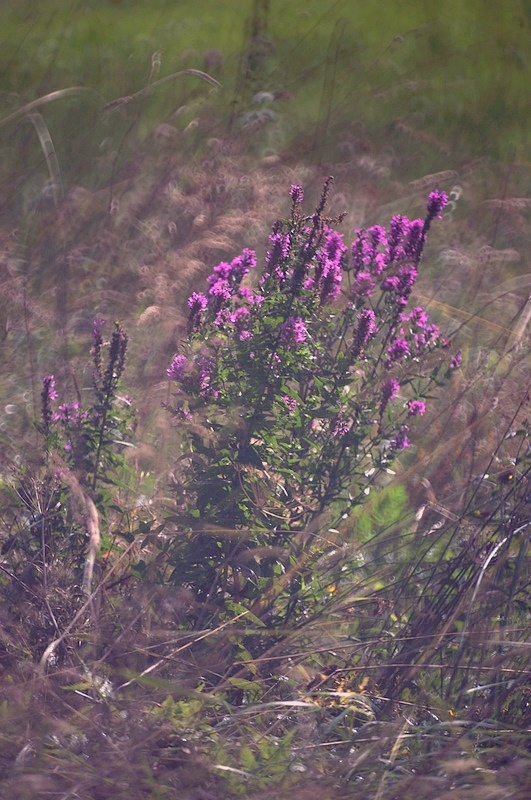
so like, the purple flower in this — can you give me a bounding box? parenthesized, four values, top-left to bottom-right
(367, 225, 388, 274)
(352, 225, 389, 275)
(172, 405, 192, 421)
(393, 425, 410, 450)
(405, 219, 424, 262)
(315, 227, 346, 304)
(188, 292, 208, 312)
(187, 292, 208, 332)
(386, 215, 409, 266)
(167, 354, 188, 381)
(322, 227, 346, 263)
(380, 377, 400, 415)
(383, 264, 418, 304)
(352, 231, 372, 273)
(282, 395, 298, 416)
(426, 190, 448, 221)
(400, 306, 429, 328)
(398, 264, 418, 292)
(289, 184, 304, 204)
(407, 399, 426, 416)
(387, 337, 410, 364)
(351, 271, 376, 298)
(265, 226, 291, 282)
(205, 252, 256, 303)
(53, 402, 89, 425)
(280, 316, 307, 345)
(238, 286, 263, 305)
(209, 261, 231, 279)
(368, 224, 387, 247)
(230, 248, 257, 283)
(207, 277, 232, 300)
(42, 374, 58, 401)
(352, 308, 378, 358)
(450, 350, 462, 369)
(93, 318, 105, 338)
(319, 259, 343, 304)
(228, 306, 250, 326)
(382, 275, 400, 292)
(331, 408, 350, 438)
(213, 308, 230, 328)
(197, 355, 218, 400)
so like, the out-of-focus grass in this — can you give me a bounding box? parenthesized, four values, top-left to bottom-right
(2, 0, 531, 177)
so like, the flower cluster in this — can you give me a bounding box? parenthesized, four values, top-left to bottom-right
(167, 183, 456, 537)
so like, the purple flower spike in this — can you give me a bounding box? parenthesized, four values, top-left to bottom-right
(93, 318, 105, 338)
(42, 374, 58, 401)
(380, 376, 400, 415)
(289, 184, 304, 204)
(167, 354, 188, 382)
(280, 316, 307, 345)
(426, 190, 448, 221)
(188, 292, 208, 312)
(352, 308, 378, 358)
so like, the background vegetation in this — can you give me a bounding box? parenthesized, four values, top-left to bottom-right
(0, 1, 529, 798)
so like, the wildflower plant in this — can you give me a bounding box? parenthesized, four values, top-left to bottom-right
(39, 321, 132, 494)
(0, 322, 134, 657)
(166, 179, 456, 611)
(26, 322, 133, 586)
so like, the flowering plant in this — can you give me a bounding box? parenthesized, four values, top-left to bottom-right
(40, 321, 132, 493)
(166, 179, 457, 607)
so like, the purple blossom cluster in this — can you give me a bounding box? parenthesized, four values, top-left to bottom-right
(349, 191, 448, 306)
(352, 224, 388, 276)
(352, 308, 378, 359)
(386, 337, 410, 366)
(380, 377, 400, 416)
(53, 402, 89, 425)
(167, 354, 188, 382)
(197, 355, 218, 400)
(166, 185, 457, 495)
(407, 399, 426, 417)
(314, 227, 346, 304)
(282, 395, 299, 416)
(280, 316, 308, 346)
(331, 410, 351, 438)
(399, 306, 441, 350)
(167, 352, 219, 399)
(450, 350, 462, 370)
(264, 226, 292, 283)
(205, 249, 258, 310)
(289, 184, 304, 205)
(393, 424, 410, 450)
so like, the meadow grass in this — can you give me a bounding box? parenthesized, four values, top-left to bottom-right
(0, 3, 530, 798)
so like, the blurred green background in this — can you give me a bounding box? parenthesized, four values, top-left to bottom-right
(2, 0, 530, 182)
